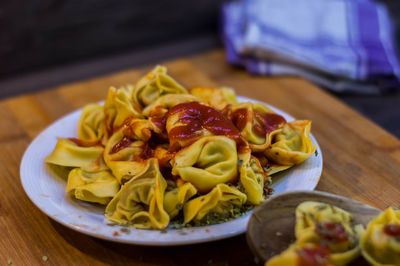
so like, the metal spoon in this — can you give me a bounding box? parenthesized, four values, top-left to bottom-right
(246, 190, 381, 262)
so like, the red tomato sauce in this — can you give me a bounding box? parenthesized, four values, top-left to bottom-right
(384, 224, 400, 237)
(110, 136, 133, 154)
(228, 107, 286, 138)
(149, 106, 167, 132)
(315, 222, 348, 244)
(297, 246, 330, 266)
(167, 102, 244, 147)
(253, 110, 286, 137)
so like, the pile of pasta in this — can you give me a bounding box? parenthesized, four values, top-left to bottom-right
(266, 203, 400, 266)
(45, 66, 316, 229)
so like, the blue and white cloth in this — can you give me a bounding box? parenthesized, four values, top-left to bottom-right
(222, 0, 400, 94)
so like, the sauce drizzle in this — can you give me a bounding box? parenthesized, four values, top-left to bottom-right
(384, 224, 400, 237)
(315, 222, 348, 244)
(149, 106, 167, 133)
(110, 136, 132, 154)
(253, 110, 286, 137)
(297, 246, 330, 266)
(228, 107, 286, 138)
(167, 102, 244, 147)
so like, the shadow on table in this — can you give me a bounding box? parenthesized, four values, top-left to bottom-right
(50, 219, 259, 266)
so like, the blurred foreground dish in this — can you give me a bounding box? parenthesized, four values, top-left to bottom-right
(266, 202, 400, 266)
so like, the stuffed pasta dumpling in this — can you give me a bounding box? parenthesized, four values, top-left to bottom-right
(166, 101, 243, 150)
(103, 85, 142, 142)
(238, 150, 267, 205)
(264, 120, 316, 166)
(190, 86, 237, 110)
(266, 243, 332, 266)
(45, 138, 107, 172)
(142, 94, 200, 117)
(66, 168, 119, 204)
(360, 207, 400, 266)
(295, 202, 360, 265)
(266, 201, 361, 266)
(171, 136, 238, 193)
(226, 102, 286, 152)
(132, 65, 187, 109)
(164, 182, 197, 219)
(103, 120, 152, 183)
(183, 183, 247, 224)
(142, 94, 200, 136)
(78, 103, 105, 143)
(105, 159, 169, 229)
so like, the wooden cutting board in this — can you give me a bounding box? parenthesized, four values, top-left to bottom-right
(1, 50, 399, 265)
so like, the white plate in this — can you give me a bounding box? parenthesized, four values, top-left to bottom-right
(20, 96, 323, 246)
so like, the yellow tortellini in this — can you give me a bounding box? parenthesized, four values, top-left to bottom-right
(171, 136, 238, 193)
(104, 85, 142, 141)
(295, 201, 354, 240)
(45, 138, 107, 172)
(66, 168, 119, 204)
(78, 103, 105, 143)
(133, 65, 187, 109)
(183, 184, 247, 224)
(267, 201, 360, 266)
(227, 102, 288, 154)
(165, 103, 215, 149)
(104, 124, 150, 184)
(265, 120, 316, 166)
(265, 163, 292, 176)
(360, 207, 400, 266)
(295, 202, 360, 265)
(164, 182, 198, 219)
(238, 151, 265, 205)
(143, 94, 200, 136)
(189, 86, 237, 110)
(46, 65, 318, 230)
(142, 94, 200, 117)
(266, 243, 331, 266)
(105, 159, 169, 229)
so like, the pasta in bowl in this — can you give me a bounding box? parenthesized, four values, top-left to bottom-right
(20, 65, 322, 245)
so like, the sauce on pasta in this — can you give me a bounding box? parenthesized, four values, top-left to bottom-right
(167, 102, 244, 147)
(149, 106, 167, 132)
(230, 108, 248, 131)
(315, 222, 349, 244)
(297, 246, 330, 266)
(384, 224, 400, 237)
(253, 110, 286, 137)
(110, 136, 132, 154)
(228, 108, 286, 137)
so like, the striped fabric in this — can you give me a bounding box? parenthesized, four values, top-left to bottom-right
(222, 0, 400, 94)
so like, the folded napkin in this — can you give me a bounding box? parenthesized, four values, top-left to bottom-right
(222, 0, 400, 94)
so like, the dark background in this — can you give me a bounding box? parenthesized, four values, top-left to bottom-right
(0, 0, 224, 78)
(0, 0, 399, 137)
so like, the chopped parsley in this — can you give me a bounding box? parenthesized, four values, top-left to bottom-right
(168, 204, 254, 228)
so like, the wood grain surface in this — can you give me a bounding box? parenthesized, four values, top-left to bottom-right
(1, 50, 400, 265)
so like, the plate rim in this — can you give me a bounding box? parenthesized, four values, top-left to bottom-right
(20, 95, 323, 246)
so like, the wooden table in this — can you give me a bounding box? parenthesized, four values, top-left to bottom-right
(1, 50, 399, 265)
